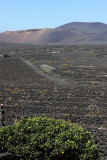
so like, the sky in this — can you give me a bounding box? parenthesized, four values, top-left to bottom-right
(0, 0, 107, 33)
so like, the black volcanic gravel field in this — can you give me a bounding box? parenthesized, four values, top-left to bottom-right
(0, 45, 107, 159)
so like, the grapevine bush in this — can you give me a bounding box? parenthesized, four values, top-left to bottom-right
(0, 117, 99, 160)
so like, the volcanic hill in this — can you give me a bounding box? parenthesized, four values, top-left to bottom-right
(0, 22, 107, 44)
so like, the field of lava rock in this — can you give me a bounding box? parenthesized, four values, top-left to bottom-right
(0, 44, 107, 159)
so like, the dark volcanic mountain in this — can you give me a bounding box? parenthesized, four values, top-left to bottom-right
(57, 22, 107, 33)
(0, 22, 107, 44)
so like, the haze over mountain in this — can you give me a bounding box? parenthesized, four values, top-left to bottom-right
(0, 22, 107, 44)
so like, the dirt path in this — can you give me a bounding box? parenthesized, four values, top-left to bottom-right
(19, 57, 73, 86)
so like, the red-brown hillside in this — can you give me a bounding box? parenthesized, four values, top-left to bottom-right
(0, 22, 107, 44)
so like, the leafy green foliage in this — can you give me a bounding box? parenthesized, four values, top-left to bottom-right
(3, 54, 11, 57)
(0, 117, 99, 160)
(88, 50, 95, 57)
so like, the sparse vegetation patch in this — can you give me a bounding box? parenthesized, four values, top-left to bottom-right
(3, 54, 11, 57)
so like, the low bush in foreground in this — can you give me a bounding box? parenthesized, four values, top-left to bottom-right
(0, 117, 99, 160)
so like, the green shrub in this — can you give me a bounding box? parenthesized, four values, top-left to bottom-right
(0, 117, 99, 160)
(3, 54, 11, 57)
(59, 64, 72, 69)
(29, 58, 35, 62)
(88, 50, 95, 57)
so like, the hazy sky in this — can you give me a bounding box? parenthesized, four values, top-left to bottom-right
(0, 0, 107, 32)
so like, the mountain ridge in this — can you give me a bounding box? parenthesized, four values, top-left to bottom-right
(0, 22, 107, 44)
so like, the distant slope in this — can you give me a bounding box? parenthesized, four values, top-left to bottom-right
(0, 29, 53, 44)
(89, 30, 107, 41)
(0, 28, 83, 44)
(57, 22, 107, 33)
(0, 22, 107, 44)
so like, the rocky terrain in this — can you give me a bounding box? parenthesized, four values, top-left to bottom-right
(0, 44, 107, 159)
